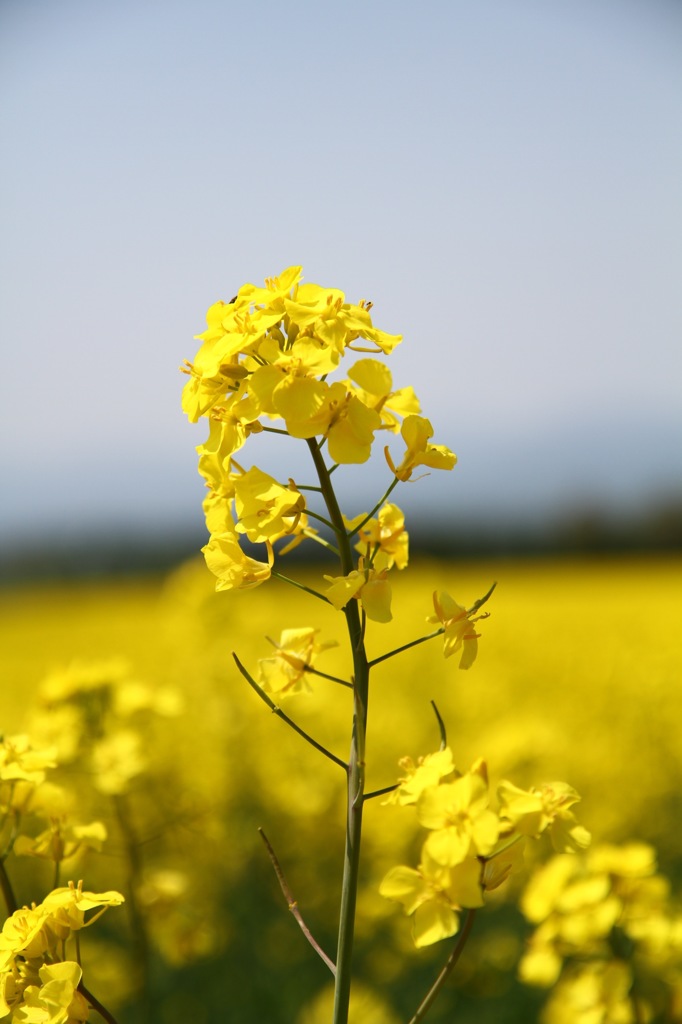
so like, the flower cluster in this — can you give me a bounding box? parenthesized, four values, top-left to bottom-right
(182, 266, 456, 595)
(0, 881, 124, 1022)
(0, 734, 105, 889)
(380, 748, 590, 948)
(519, 842, 682, 1022)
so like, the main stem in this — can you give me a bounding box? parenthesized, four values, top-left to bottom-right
(306, 441, 369, 1024)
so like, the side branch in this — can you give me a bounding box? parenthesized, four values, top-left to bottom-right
(305, 666, 354, 689)
(364, 784, 398, 801)
(408, 909, 477, 1024)
(233, 654, 348, 770)
(367, 628, 444, 668)
(259, 828, 336, 976)
(272, 571, 332, 604)
(345, 476, 400, 539)
(78, 983, 120, 1024)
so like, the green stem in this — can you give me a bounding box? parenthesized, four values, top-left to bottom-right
(112, 794, 152, 1012)
(345, 476, 400, 539)
(0, 856, 17, 915)
(78, 982, 121, 1024)
(233, 654, 348, 770)
(304, 666, 353, 689)
(258, 828, 336, 976)
(272, 571, 331, 604)
(303, 509, 336, 531)
(306, 439, 369, 1024)
(407, 909, 476, 1024)
(368, 628, 444, 668)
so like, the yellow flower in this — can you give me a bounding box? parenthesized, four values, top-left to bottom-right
(497, 781, 591, 852)
(16, 961, 88, 1024)
(90, 730, 145, 794)
(345, 358, 420, 432)
(385, 415, 456, 481)
(14, 820, 107, 864)
(0, 905, 51, 959)
(380, 852, 483, 948)
(272, 377, 381, 464)
(324, 561, 392, 622)
(428, 591, 481, 668)
(379, 864, 460, 947)
(258, 628, 338, 697)
(0, 735, 57, 785)
(346, 503, 409, 571)
(539, 961, 635, 1024)
(417, 770, 500, 867)
(234, 467, 306, 544)
(383, 747, 456, 806)
(41, 881, 125, 935)
(202, 531, 274, 591)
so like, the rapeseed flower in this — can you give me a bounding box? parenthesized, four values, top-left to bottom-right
(498, 781, 591, 852)
(385, 415, 456, 481)
(324, 561, 392, 622)
(428, 591, 482, 668)
(417, 770, 500, 867)
(346, 503, 409, 571)
(202, 531, 273, 591)
(258, 628, 338, 697)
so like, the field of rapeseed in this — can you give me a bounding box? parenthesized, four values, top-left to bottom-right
(2, 265, 680, 1023)
(1, 554, 680, 1023)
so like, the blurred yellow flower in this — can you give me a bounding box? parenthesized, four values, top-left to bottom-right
(498, 780, 591, 852)
(383, 747, 456, 806)
(0, 735, 57, 785)
(258, 628, 338, 697)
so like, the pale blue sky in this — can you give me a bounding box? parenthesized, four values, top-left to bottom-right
(1, 0, 681, 542)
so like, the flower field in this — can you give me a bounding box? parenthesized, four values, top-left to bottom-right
(1, 553, 680, 1023)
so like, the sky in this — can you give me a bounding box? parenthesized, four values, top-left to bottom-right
(1, 0, 681, 548)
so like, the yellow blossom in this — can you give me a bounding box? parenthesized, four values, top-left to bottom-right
(417, 770, 500, 867)
(272, 377, 381, 464)
(380, 852, 483, 948)
(14, 820, 107, 863)
(234, 467, 306, 544)
(0, 735, 57, 785)
(90, 729, 145, 794)
(385, 415, 456, 481)
(41, 881, 125, 936)
(346, 503, 409, 571)
(345, 358, 420, 432)
(202, 531, 274, 592)
(0, 905, 51, 959)
(258, 628, 338, 697)
(498, 780, 591, 852)
(428, 591, 482, 668)
(383, 748, 456, 806)
(539, 961, 636, 1024)
(14, 961, 88, 1024)
(324, 561, 392, 622)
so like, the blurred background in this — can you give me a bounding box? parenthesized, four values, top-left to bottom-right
(1, 0, 681, 578)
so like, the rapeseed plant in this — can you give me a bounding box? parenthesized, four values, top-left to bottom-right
(180, 266, 597, 1022)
